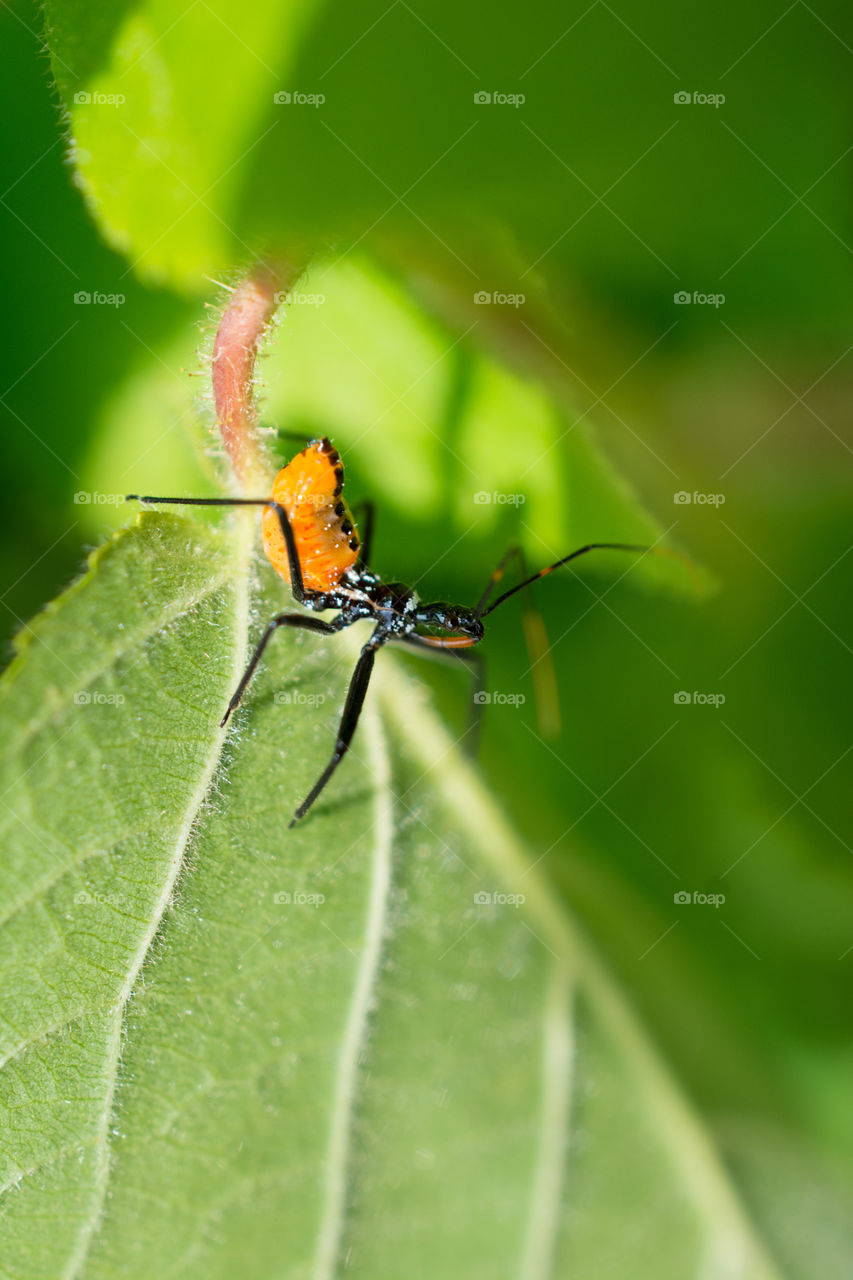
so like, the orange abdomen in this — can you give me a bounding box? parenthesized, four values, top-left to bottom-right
(262, 439, 360, 592)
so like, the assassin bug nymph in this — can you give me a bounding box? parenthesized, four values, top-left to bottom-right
(128, 436, 658, 826)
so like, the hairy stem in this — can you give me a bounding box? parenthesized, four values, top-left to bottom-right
(212, 264, 299, 492)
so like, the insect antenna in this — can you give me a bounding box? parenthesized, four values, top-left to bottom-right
(479, 542, 686, 618)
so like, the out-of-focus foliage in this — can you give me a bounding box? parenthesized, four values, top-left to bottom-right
(42, 0, 852, 344)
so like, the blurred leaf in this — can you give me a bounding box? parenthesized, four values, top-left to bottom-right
(44, 0, 853, 332)
(720, 1118, 853, 1280)
(0, 2, 195, 645)
(0, 514, 780, 1278)
(80, 257, 698, 599)
(46, 0, 324, 287)
(76, 326, 218, 539)
(259, 257, 698, 593)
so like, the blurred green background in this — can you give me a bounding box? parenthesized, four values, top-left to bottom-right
(2, 0, 852, 1265)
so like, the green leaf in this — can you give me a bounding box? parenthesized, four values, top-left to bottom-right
(46, 0, 324, 287)
(43, 0, 851, 329)
(1, 511, 777, 1277)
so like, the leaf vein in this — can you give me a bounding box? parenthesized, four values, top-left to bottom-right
(312, 694, 394, 1280)
(0, 819, 165, 931)
(2, 562, 235, 761)
(519, 964, 575, 1280)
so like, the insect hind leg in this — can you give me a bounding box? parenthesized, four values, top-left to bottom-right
(289, 635, 383, 826)
(476, 544, 561, 737)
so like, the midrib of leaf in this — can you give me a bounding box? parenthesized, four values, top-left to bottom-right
(375, 661, 785, 1280)
(311, 695, 393, 1280)
(60, 512, 255, 1280)
(520, 965, 575, 1280)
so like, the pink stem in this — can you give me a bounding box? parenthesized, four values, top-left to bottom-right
(212, 267, 284, 491)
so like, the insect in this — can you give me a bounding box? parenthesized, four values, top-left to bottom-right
(129, 436, 658, 825)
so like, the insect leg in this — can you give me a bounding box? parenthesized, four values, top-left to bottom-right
(474, 544, 528, 618)
(350, 500, 375, 569)
(289, 637, 382, 827)
(476, 545, 561, 737)
(221, 613, 340, 727)
(395, 633, 486, 753)
(274, 428, 315, 447)
(127, 495, 271, 506)
(127, 493, 308, 602)
(267, 502, 309, 601)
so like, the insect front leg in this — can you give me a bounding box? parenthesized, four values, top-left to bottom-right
(289, 633, 385, 826)
(222, 613, 342, 727)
